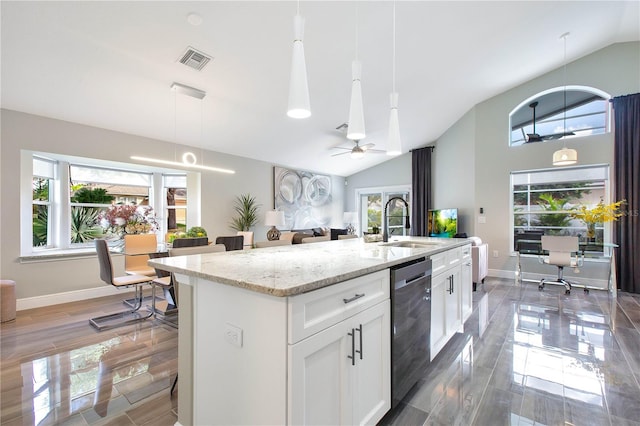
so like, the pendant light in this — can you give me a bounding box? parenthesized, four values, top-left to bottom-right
(553, 32, 577, 166)
(347, 2, 365, 141)
(387, 1, 401, 156)
(287, 1, 311, 119)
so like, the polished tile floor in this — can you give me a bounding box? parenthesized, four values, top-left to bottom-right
(0, 293, 178, 426)
(2, 278, 640, 425)
(382, 278, 640, 426)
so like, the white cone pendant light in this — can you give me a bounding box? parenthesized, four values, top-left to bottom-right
(347, 60, 366, 140)
(387, 92, 402, 155)
(287, 14, 311, 119)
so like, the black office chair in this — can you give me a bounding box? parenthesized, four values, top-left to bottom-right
(215, 235, 244, 251)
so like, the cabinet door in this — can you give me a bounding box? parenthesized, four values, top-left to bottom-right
(289, 320, 351, 425)
(352, 300, 391, 426)
(430, 272, 448, 360)
(460, 257, 473, 322)
(446, 267, 462, 337)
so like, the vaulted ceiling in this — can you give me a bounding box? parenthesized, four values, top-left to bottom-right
(2, 1, 638, 176)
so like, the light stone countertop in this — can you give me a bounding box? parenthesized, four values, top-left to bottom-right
(149, 237, 470, 297)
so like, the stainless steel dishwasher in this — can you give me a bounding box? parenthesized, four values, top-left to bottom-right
(390, 256, 432, 408)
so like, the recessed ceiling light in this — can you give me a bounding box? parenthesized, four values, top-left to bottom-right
(187, 12, 203, 26)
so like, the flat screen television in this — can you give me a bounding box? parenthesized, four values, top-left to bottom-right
(427, 208, 458, 238)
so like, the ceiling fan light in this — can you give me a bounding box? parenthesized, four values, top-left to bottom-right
(287, 14, 311, 119)
(350, 146, 365, 159)
(552, 147, 578, 166)
(347, 60, 365, 140)
(387, 92, 401, 156)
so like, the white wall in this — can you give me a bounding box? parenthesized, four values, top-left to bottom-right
(0, 110, 345, 301)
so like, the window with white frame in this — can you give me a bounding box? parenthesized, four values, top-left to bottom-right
(509, 86, 610, 146)
(511, 165, 610, 251)
(164, 174, 188, 233)
(32, 157, 56, 248)
(69, 165, 152, 246)
(356, 186, 411, 237)
(26, 152, 190, 253)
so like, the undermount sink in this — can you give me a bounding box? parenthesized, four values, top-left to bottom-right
(380, 241, 442, 248)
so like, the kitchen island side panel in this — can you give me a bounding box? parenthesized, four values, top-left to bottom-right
(188, 275, 289, 425)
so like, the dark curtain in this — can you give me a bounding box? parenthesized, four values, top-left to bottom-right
(411, 147, 433, 236)
(612, 93, 640, 293)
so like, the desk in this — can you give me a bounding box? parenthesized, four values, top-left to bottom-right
(515, 239, 618, 293)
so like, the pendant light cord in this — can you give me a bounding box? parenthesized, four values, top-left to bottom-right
(355, 1, 359, 61)
(561, 32, 569, 143)
(392, 1, 396, 93)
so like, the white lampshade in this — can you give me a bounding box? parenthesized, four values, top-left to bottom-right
(343, 212, 356, 224)
(552, 147, 578, 166)
(287, 14, 311, 119)
(387, 92, 402, 156)
(265, 210, 286, 227)
(347, 60, 365, 141)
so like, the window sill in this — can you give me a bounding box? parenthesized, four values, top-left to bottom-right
(20, 247, 102, 263)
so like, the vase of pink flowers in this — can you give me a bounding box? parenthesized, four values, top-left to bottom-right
(98, 204, 159, 240)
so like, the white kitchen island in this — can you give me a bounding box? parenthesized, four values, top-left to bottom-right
(149, 237, 469, 426)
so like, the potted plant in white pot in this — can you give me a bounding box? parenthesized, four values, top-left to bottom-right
(229, 194, 261, 249)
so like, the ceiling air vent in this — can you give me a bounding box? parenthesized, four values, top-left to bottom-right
(178, 46, 212, 71)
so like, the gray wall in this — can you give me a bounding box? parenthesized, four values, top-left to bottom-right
(0, 110, 344, 300)
(344, 153, 412, 211)
(346, 41, 639, 278)
(474, 41, 639, 275)
(432, 107, 476, 236)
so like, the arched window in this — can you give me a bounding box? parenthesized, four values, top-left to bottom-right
(509, 86, 610, 146)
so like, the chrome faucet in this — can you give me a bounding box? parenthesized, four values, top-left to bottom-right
(382, 197, 410, 242)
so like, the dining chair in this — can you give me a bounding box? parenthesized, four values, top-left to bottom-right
(90, 239, 154, 331)
(151, 242, 226, 324)
(153, 242, 226, 395)
(124, 234, 158, 276)
(215, 235, 244, 251)
(254, 239, 292, 248)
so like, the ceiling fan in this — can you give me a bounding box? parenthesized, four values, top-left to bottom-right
(331, 140, 386, 159)
(331, 122, 386, 159)
(524, 101, 575, 143)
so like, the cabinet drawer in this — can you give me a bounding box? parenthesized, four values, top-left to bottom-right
(288, 269, 390, 344)
(461, 244, 471, 260)
(431, 246, 464, 276)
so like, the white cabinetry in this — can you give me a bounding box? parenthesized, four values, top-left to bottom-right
(430, 244, 472, 360)
(460, 245, 473, 322)
(288, 269, 391, 425)
(289, 300, 390, 425)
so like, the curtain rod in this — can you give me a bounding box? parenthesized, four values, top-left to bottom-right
(409, 146, 435, 152)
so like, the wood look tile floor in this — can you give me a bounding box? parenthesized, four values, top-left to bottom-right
(381, 278, 640, 426)
(3, 279, 640, 425)
(0, 293, 178, 426)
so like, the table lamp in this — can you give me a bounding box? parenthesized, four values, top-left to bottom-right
(343, 212, 357, 235)
(265, 210, 286, 241)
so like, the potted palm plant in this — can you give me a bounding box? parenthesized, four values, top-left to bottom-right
(229, 194, 261, 232)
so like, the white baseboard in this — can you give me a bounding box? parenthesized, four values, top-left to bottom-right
(17, 286, 134, 311)
(488, 269, 608, 290)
